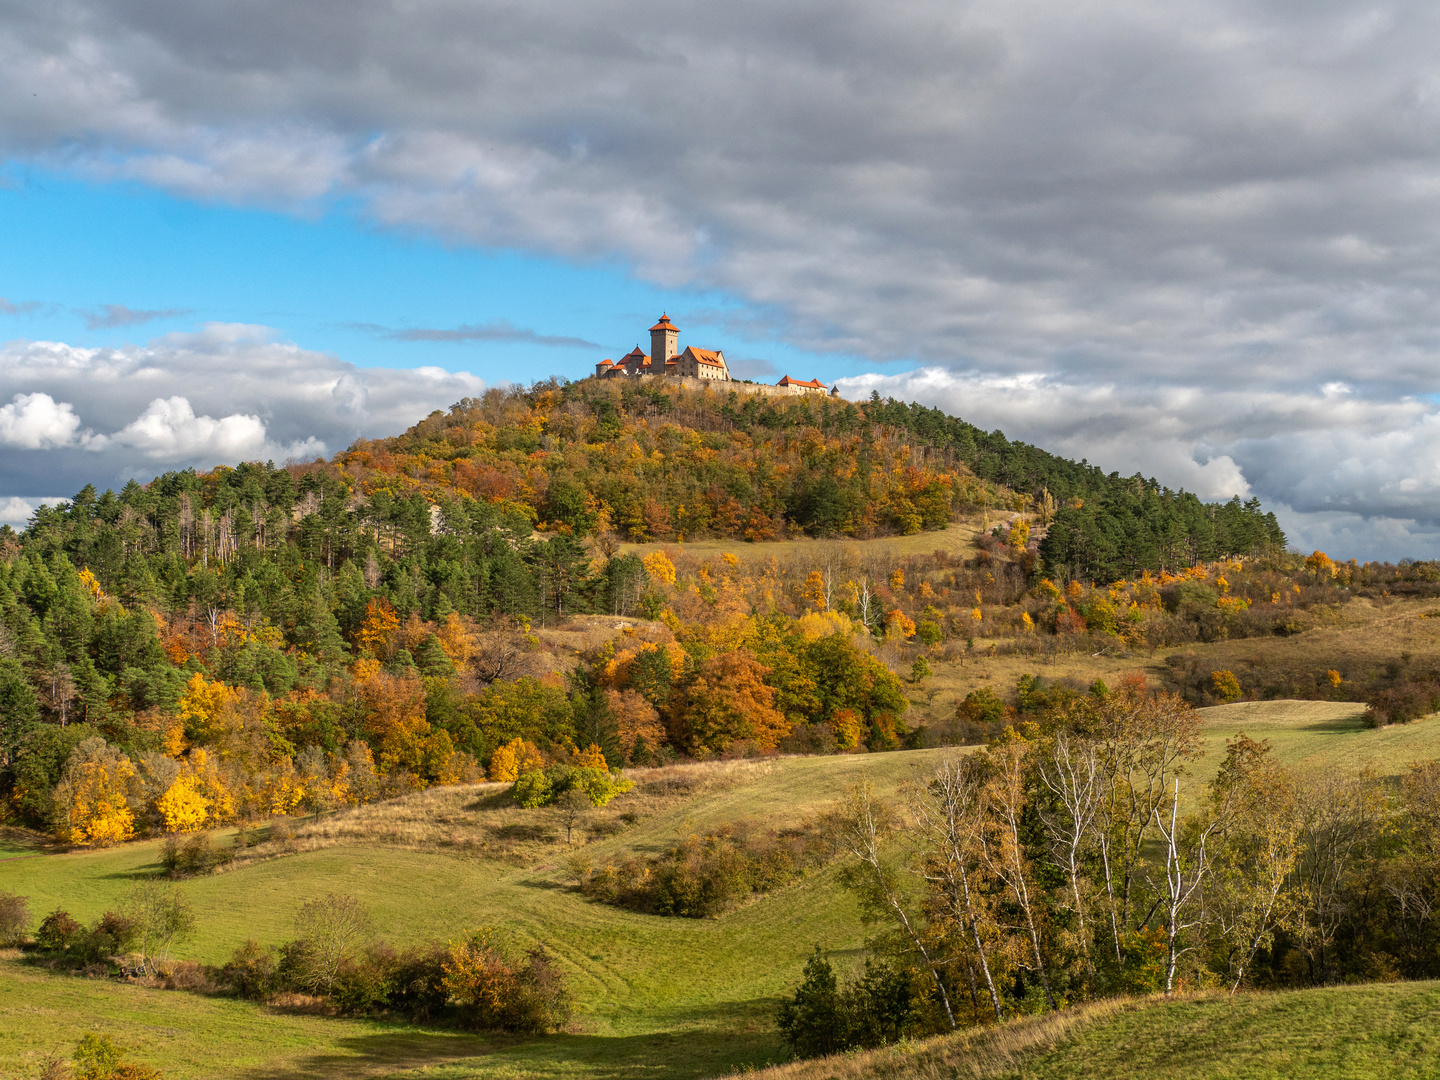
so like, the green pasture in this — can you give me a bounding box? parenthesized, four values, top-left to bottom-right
(8, 709, 1440, 1078)
(1019, 981, 1440, 1080)
(1194, 699, 1440, 782)
(0, 750, 944, 1078)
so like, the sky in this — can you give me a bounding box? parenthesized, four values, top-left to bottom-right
(2, 0, 1440, 560)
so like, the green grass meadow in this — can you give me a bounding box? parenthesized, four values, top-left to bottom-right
(6, 708, 1440, 1079)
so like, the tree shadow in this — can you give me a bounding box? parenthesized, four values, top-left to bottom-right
(490, 823, 556, 843)
(233, 1025, 787, 1080)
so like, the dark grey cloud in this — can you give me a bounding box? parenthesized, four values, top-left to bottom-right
(354, 319, 599, 349)
(4, 1, 1440, 553)
(80, 304, 193, 329)
(0, 298, 40, 316)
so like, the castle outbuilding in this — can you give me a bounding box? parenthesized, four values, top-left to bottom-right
(595, 315, 830, 396)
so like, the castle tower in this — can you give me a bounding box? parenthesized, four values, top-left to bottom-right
(649, 314, 679, 367)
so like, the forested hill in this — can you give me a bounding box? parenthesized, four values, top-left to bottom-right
(335, 377, 1285, 579)
(7, 377, 1283, 586)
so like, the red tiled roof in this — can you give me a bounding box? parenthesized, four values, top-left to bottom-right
(777, 375, 826, 388)
(649, 315, 679, 333)
(597, 359, 615, 367)
(686, 347, 726, 368)
(623, 347, 648, 360)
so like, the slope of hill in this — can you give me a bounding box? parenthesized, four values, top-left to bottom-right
(746, 981, 1440, 1080)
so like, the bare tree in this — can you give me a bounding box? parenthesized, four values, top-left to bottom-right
(553, 788, 591, 844)
(124, 881, 196, 973)
(292, 893, 373, 994)
(1207, 743, 1302, 993)
(1036, 732, 1103, 991)
(1149, 775, 1233, 994)
(833, 781, 957, 1030)
(978, 742, 1057, 1010)
(907, 754, 1003, 1021)
(1090, 684, 1201, 963)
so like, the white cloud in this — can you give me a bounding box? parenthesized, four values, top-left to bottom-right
(837, 367, 1440, 560)
(0, 323, 484, 499)
(0, 392, 82, 449)
(0, 495, 61, 526)
(84, 396, 303, 461)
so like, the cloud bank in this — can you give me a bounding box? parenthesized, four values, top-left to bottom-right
(0, 323, 484, 523)
(4, 1, 1440, 555)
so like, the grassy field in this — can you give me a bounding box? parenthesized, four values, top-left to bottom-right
(0, 751, 948, 1079)
(746, 981, 1440, 1080)
(7, 693, 1440, 1078)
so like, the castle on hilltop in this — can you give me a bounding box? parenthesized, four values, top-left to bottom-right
(595, 315, 833, 396)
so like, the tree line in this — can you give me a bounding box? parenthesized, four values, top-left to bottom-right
(779, 676, 1440, 1055)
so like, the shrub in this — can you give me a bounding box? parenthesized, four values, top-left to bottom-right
(777, 722, 838, 755)
(330, 950, 394, 1014)
(123, 882, 196, 972)
(71, 1033, 161, 1079)
(288, 893, 373, 994)
(512, 764, 633, 809)
(36, 909, 84, 953)
(75, 911, 139, 963)
(220, 940, 276, 1000)
(0, 890, 30, 945)
(776, 949, 920, 1059)
(382, 943, 451, 1021)
(578, 820, 826, 917)
(160, 832, 234, 877)
(442, 929, 572, 1033)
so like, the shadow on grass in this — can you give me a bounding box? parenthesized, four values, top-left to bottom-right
(234, 1026, 787, 1080)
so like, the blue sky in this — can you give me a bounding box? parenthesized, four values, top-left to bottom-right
(0, 171, 845, 385)
(6, 0, 1440, 559)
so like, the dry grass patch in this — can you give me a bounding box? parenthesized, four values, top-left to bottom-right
(226, 757, 778, 870)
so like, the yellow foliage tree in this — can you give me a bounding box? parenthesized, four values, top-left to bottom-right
(356, 597, 401, 659)
(178, 672, 234, 748)
(885, 609, 916, 641)
(1212, 670, 1243, 703)
(156, 775, 211, 833)
(57, 757, 137, 847)
(574, 743, 608, 770)
(435, 612, 478, 670)
(801, 570, 827, 610)
(488, 738, 546, 782)
(182, 747, 236, 824)
(642, 551, 677, 586)
(1305, 550, 1335, 582)
(829, 709, 867, 752)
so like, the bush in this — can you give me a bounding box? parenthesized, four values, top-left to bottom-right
(776, 948, 920, 1059)
(220, 939, 276, 1000)
(578, 820, 827, 917)
(36, 909, 84, 953)
(512, 764, 633, 809)
(72, 1033, 161, 1079)
(442, 929, 573, 1033)
(160, 832, 234, 877)
(778, 722, 838, 755)
(75, 911, 139, 963)
(0, 890, 30, 945)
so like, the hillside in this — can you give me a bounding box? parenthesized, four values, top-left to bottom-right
(746, 981, 1440, 1080)
(7, 703, 1440, 1077)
